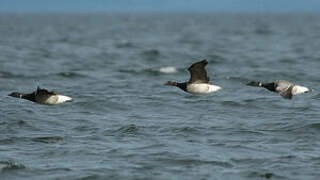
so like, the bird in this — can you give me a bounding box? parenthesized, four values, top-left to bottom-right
(164, 59, 221, 94)
(8, 86, 73, 105)
(247, 80, 311, 99)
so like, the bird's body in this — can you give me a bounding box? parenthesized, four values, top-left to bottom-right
(164, 59, 221, 94)
(247, 80, 311, 99)
(9, 87, 72, 105)
(186, 83, 222, 94)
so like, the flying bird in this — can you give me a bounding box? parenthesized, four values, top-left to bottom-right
(164, 59, 221, 94)
(8, 87, 73, 105)
(247, 80, 311, 99)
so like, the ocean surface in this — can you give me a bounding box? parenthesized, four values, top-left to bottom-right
(1, 13, 320, 180)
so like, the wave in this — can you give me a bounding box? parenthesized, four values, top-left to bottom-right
(141, 49, 160, 57)
(159, 126, 204, 135)
(32, 136, 64, 143)
(114, 40, 136, 49)
(56, 72, 87, 78)
(115, 124, 140, 135)
(118, 66, 180, 76)
(298, 123, 320, 132)
(0, 71, 87, 79)
(0, 160, 25, 172)
(149, 152, 233, 168)
(158, 66, 178, 74)
(0, 71, 27, 79)
(247, 171, 275, 179)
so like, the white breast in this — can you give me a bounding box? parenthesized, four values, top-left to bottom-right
(292, 85, 310, 95)
(56, 95, 73, 104)
(187, 83, 221, 94)
(37, 95, 72, 105)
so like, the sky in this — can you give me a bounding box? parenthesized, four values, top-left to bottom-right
(0, 0, 320, 13)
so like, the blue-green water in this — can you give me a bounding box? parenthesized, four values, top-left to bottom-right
(1, 13, 320, 180)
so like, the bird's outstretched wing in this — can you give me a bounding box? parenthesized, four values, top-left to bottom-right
(188, 59, 210, 83)
(279, 85, 293, 99)
(36, 86, 57, 95)
(275, 81, 294, 100)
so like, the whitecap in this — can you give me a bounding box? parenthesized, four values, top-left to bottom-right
(158, 66, 178, 74)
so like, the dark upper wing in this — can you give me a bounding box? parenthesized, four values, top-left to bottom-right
(36, 87, 57, 95)
(187, 59, 210, 83)
(279, 85, 293, 100)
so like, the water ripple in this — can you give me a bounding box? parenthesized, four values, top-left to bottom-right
(0, 161, 25, 172)
(32, 136, 64, 144)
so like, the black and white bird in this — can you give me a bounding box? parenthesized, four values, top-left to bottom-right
(164, 59, 221, 94)
(247, 80, 311, 99)
(8, 87, 73, 105)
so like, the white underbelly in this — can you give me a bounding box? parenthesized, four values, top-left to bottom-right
(292, 85, 310, 95)
(55, 95, 72, 104)
(187, 83, 221, 94)
(37, 95, 72, 105)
